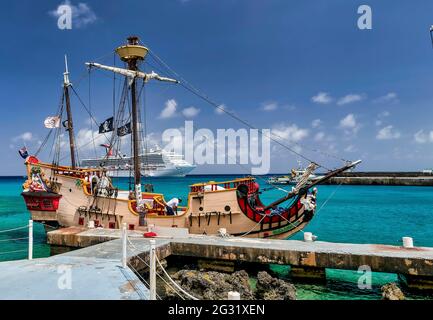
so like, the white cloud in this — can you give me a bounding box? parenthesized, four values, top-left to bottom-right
(182, 106, 200, 118)
(373, 92, 399, 104)
(75, 128, 109, 153)
(314, 132, 325, 142)
(414, 130, 433, 144)
(271, 123, 309, 143)
(375, 111, 390, 126)
(339, 114, 356, 129)
(376, 125, 401, 140)
(215, 104, 226, 115)
(378, 111, 390, 118)
(261, 101, 278, 111)
(339, 114, 360, 135)
(312, 92, 333, 104)
(337, 94, 364, 106)
(49, 1, 97, 29)
(159, 99, 177, 119)
(13, 132, 33, 142)
(344, 145, 357, 153)
(282, 104, 296, 111)
(311, 119, 322, 128)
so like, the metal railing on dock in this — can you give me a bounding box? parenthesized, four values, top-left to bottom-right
(121, 223, 200, 300)
(0, 220, 33, 260)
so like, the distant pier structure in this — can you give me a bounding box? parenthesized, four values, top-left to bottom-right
(321, 171, 433, 186)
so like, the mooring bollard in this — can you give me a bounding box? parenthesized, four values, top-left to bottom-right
(121, 223, 127, 268)
(228, 291, 241, 300)
(304, 232, 313, 242)
(149, 239, 157, 300)
(402, 237, 414, 248)
(28, 220, 33, 260)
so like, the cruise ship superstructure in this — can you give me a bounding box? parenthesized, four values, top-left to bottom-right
(80, 148, 196, 177)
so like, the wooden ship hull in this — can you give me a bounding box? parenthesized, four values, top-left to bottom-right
(21, 160, 316, 239)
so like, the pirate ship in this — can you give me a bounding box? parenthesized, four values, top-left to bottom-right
(20, 37, 360, 239)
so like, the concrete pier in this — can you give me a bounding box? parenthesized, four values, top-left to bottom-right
(2, 227, 433, 299)
(46, 228, 433, 291)
(0, 254, 150, 300)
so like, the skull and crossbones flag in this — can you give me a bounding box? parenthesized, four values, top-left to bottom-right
(117, 122, 132, 137)
(44, 116, 61, 129)
(99, 117, 114, 134)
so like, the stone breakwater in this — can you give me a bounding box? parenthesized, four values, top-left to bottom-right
(320, 172, 433, 186)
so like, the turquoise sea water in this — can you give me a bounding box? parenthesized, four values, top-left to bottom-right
(1, 175, 433, 300)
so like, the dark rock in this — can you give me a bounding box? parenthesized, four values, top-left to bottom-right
(381, 283, 405, 300)
(165, 269, 254, 300)
(256, 271, 296, 300)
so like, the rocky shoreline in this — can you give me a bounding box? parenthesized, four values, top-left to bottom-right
(151, 258, 408, 300)
(165, 269, 297, 300)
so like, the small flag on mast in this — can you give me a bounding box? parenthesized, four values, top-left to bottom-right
(18, 146, 29, 159)
(99, 117, 114, 134)
(44, 116, 61, 129)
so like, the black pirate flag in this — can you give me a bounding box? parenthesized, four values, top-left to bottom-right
(99, 117, 114, 134)
(117, 122, 132, 137)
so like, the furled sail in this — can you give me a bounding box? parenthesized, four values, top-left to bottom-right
(85, 62, 179, 84)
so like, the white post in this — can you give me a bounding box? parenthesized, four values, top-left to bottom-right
(28, 220, 33, 260)
(149, 239, 157, 300)
(122, 223, 127, 268)
(402, 237, 414, 248)
(228, 291, 241, 300)
(304, 232, 313, 242)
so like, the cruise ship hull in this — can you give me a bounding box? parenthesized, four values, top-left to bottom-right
(80, 151, 196, 178)
(106, 165, 195, 178)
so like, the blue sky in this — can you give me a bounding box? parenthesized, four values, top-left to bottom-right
(1, 0, 433, 175)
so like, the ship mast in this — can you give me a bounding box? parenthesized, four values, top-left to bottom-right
(86, 36, 179, 208)
(119, 36, 142, 189)
(63, 55, 76, 169)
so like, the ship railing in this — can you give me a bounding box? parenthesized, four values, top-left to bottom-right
(29, 161, 104, 179)
(189, 177, 255, 193)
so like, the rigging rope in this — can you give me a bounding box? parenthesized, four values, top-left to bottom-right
(89, 68, 97, 159)
(314, 182, 343, 216)
(147, 49, 350, 170)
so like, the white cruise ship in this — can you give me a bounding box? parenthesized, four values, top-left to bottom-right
(80, 148, 196, 178)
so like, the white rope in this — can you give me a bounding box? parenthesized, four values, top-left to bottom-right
(126, 237, 186, 300)
(315, 182, 343, 215)
(155, 255, 199, 301)
(238, 214, 267, 238)
(0, 249, 28, 255)
(127, 262, 162, 300)
(34, 222, 58, 229)
(0, 237, 29, 243)
(276, 183, 343, 237)
(276, 210, 306, 235)
(0, 225, 29, 234)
